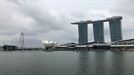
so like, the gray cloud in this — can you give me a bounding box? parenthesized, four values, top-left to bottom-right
(0, 0, 78, 47)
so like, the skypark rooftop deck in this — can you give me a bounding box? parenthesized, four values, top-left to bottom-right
(71, 16, 122, 24)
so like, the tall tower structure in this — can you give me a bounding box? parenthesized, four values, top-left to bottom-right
(93, 20, 104, 42)
(78, 23, 88, 44)
(71, 21, 91, 44)
(107, 16, 123, 42)
(19, 32, 24, 49)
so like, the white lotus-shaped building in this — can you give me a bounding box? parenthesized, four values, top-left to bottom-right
(42, 40, 57, 49)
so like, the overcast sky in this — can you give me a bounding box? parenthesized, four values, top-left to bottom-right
(0, 0, 134, 47)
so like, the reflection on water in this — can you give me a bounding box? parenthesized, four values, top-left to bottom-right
(110, 52, 125, 75)
(76, 51, 134, 75)
(77, 51, 108, 75)
(77, 51, 90, 75)
(0, 50, 134, 75)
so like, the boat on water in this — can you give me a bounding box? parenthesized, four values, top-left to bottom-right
(42, 40, 57, 50)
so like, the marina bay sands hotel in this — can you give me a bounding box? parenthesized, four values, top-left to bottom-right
(71, 16, 123, 44)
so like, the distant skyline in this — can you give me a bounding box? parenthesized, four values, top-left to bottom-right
(0, 0, 134, 47)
